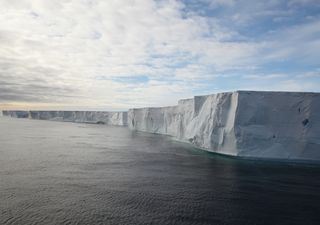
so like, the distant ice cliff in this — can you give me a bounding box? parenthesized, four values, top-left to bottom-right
(3, 91, 320, 160)
(2, 110, 128, 126)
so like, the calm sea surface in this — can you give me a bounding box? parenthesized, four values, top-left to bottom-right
(1, 116, 320, 225)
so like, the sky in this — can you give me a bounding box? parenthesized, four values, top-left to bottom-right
(0, 0, 320, 110)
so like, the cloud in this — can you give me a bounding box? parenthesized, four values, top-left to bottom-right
(243, 73, 288, 80)
(296, 70, 320, 78)
(0, 0, 319, 110)
(201, 0, 236, 8)
(260, 20, 320, 65)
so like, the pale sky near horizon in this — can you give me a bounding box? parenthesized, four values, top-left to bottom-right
(0, 0, 320, 110)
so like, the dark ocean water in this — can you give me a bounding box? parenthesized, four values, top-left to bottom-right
(0, 117, 320, 225)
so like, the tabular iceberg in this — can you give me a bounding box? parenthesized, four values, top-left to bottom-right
(128, 91, 320, 160)
(2, 91, 320, 160)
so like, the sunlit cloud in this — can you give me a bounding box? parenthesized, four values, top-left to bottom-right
(0, 0, 319, 110)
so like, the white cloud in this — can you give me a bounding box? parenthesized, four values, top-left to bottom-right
(204, 0, 236, 8)
(0, 0, 259, 109)
(0, 0, 319, 110)
(288, 0, 320, 7)
(260, 20, 320, 65)
(296, 70, 320, 78)
(243, 73, 288, 80)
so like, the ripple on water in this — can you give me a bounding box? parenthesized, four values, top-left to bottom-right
(1, 117, 320, 225)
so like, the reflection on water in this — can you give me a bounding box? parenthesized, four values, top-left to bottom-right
(0, 117, 320, 225)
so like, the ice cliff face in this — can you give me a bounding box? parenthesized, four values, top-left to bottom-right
(2, 111, 128, 126)
(2, 91, 320, 160)
(128, 91, 320, 160)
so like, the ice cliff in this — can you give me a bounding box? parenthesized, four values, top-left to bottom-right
(2, 91, 320, 160)
(2, 110, 128, 126)
(128, 91, 320, 160)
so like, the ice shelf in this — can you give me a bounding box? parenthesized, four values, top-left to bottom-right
(3, 91, 320, 160)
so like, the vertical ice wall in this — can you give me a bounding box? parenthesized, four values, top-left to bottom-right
(2, 110, 29, 118)
(128, 91, 320, 160)
(234, 91, 320, 159)
(128, 92, 239, 155)
(2, 111, 128, 126)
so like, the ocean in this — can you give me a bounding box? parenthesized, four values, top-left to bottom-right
(0, 116, 320, 225)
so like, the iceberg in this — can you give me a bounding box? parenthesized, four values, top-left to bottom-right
(128, 91, 320, 160)
(2, 91, 320, 160)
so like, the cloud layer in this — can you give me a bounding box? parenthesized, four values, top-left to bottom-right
(0, 0, 319, 110)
